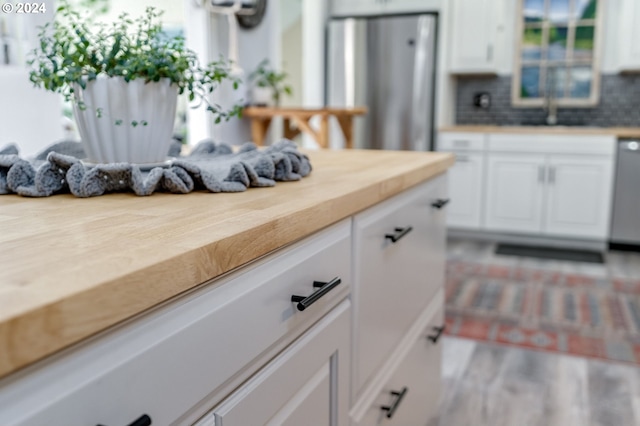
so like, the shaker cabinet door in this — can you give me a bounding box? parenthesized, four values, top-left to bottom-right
(196, 300, 351, 426)
(352, 176, 447, 400)
(543, 156, 613, 239)
(352, 302, 444, 426)
(447, 152, 485, 229)
(484, 154, 546, 234)
(449, 0, 499, 73)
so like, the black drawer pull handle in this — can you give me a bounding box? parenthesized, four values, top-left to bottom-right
(97, 414, 152, 426)
(291, 277, 342, 311)
(385, 226, 413, 243)
(431, 198, 450, 209)
(427, 325, 446, 344)
(381, 387, 409, 418)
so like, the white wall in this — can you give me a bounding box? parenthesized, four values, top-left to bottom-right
(281, 19, 303, 107)
(0, 0, 63, 156)
(185, 1, 280, 145)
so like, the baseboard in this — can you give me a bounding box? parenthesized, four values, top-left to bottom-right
(447, 228, 607, 252)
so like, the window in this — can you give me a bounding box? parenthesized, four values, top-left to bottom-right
(513, 0, 601, 106)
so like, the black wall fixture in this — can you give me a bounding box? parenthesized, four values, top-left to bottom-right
(237, 0, 268, 29)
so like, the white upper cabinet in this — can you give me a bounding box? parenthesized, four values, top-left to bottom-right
(449, 0, 501, 74)
(331, 0, 440, 17)
(544, 156, 613, 239)
(617, 0, 640, 71)
(331, 0, 384, 17)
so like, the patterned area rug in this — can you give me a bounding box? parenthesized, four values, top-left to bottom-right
(445, 259, 640, 365)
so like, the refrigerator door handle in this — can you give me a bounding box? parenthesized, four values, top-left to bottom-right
(410, 16, 435, 151)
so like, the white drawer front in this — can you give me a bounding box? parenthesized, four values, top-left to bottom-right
(0, 220, 351, 426)
(438, 132, 486, 152)
(353, 303, 444, 426)
(195, 300, 351, 426)
(352, 176, 447, 398)
(488, 133, 615, 156)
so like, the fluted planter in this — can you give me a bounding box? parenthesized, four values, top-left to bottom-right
(72, 76, 178, 164)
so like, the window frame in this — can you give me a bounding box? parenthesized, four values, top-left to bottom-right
(511, 0, 604, 108)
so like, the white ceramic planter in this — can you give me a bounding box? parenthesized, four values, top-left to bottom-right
(250, 86, 274, 106)
(73, 76, 178, 164)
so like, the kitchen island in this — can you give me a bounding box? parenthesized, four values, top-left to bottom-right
(0, 148, 453, 425)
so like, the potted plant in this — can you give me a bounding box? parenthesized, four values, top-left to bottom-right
(248, 59, 292, 107)
(28, 1, 242, 164)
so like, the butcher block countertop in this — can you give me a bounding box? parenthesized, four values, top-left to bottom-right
(440, 125, 640, 138)
(0, 148, 454, 379)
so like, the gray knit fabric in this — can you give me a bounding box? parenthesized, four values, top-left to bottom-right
(0, 139, 311, 198)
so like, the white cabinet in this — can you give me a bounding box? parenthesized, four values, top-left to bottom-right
(196, 300, 351, 426)
(331, 0, 384, 16)
(0, 220, 352, 426)
(0, 178, 448, 426)
(484, 154, 614, 239)
(438, 132, 486, 229)
(440, 131, 615, 241)
(449, 0, 500, 74)
(544, 156, 614, 239)
(331, 0, 439, 17)
(483, 149, 614, 240)
(351, 296, 443, 426)
(448, 153, 485, 228)
(484, 154, 546, 234)
(617, 0, 640, 71)
(352, 176, 447, 400)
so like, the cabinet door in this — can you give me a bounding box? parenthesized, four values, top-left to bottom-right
(0, 221, 351, 426)
(484, 154, 546, 233)
(331, 0, 384, 16)
(447, 152, 484, 229)
(544, 156, 613, 239)
(352, 303, 444, 426)
(384, 0, 441, 14)
(618, 0, 640, 71)
(449, 0, 497, 73)
(196, 300, 351, 426)
(352, 176, 447, 399)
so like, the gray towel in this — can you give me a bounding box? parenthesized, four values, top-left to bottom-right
(0, 139, 312, 198)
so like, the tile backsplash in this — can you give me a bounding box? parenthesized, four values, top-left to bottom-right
(455, 74, 640, 127)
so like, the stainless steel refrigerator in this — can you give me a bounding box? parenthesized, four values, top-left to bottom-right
(327, 14, 438, 151)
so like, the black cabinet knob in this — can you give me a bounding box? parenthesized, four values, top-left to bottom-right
(427, 325, 446, 344)
(385, 226, 413, 243)
(381, 387, 408, 418)
(291, 277, 342, 311)
(97, 414, 151, 426)
(431, 199, 450, 209)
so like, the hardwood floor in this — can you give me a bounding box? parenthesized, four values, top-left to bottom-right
(432, 336, 640, 426)
(432, 239, 640, 425)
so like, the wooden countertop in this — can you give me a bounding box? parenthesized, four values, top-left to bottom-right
(440, 125, 640, 138)
(0, 149, 454, 379)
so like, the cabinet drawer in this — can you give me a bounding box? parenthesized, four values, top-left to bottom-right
(0, 220, 351, 426)
(438, 132, 486, 152)
(352, 298, 444, 426)
(195, 300, 351, 426)
(352, 176, 446, 397)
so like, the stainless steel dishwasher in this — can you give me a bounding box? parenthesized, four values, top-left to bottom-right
(610, 139, 640, 249)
